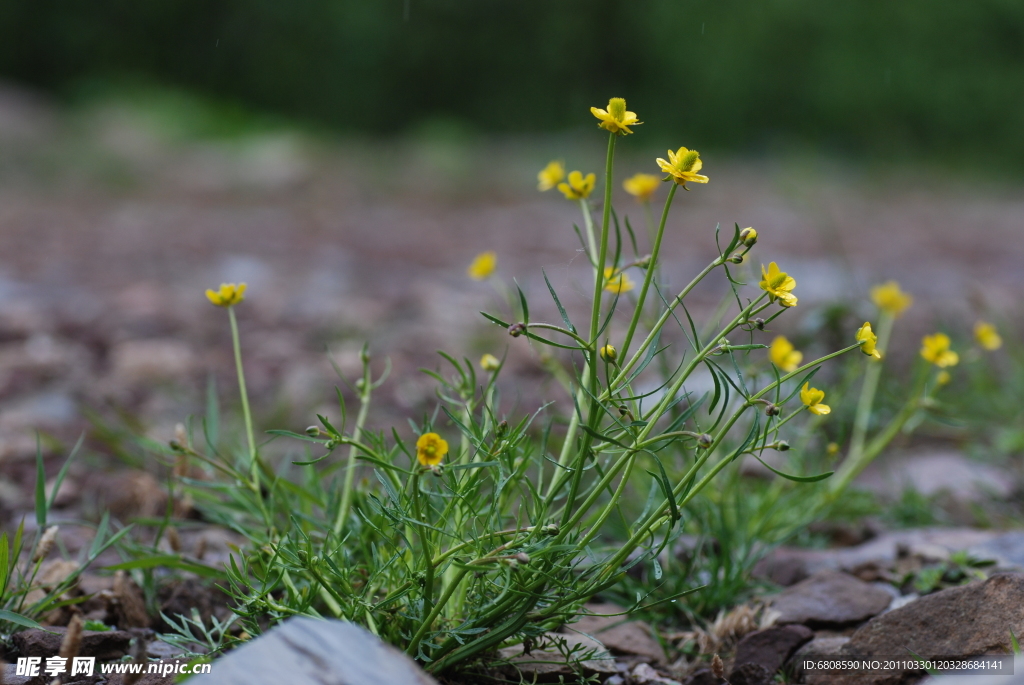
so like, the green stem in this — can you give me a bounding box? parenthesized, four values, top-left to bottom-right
(832, 313, 895, 494)
(411, 473, 434, 626)
(407, 566, 470, 658)
(334, 365, 372, 536)
(228, 307, 258, 489)
(621, 183, 678, 358)
(579, 198, 597, 274)
(605, 257, 723, 397)
(589, 132, 617, 344)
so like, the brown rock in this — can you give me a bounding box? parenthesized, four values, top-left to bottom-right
(12, 627, 131, 660)
(845, 573, 1024, 657)
(812, 574, 1024, 685)
(729, 625, 812, 684)
(498, 632, 617, 681)
(727, 662, 773, 685)
(681, 669, 725, 685)
(630, 662, 682, 684)
(768, 570, 893, 627)
(567, 602, 666, 664)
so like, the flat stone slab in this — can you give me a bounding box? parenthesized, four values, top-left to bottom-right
(189, 617, 438, 685)
(756, 528, 1001, 586)
(768, 570, 893, 627)
(857, 451, 1016, 502)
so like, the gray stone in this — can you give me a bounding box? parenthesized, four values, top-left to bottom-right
(969, 532, 1024, 571)
(566, 602, 666, 664)
(755, 528, 1000, 586)
(498, 631, 617, 682)
(189, 617, 438, 685)
(857, 451, 1016, 502)
(768, 570, 893, 627)
(629, 662, 683, 684)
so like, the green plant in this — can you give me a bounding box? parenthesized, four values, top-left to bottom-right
(171, 98, 882, 677)
(1, 437, 132, 636)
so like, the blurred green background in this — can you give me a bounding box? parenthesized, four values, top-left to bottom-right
(1, 0, 1023, 170)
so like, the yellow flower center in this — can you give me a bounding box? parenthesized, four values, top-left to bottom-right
(608, 98, 627, 121)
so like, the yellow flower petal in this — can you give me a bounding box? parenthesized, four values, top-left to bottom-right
(205, 282, 247, 307)
(467, 251, 497, 280)
(770, 336, 803, 373)
(974, 321, 1002, 351)
(921, 333, 959, 368)
(623, 173, 661, 202)
(603, 266, 635, 294)
(537, 160, 565, 191)
(856, 322, 882, 359)
(591, 98, 642, 135)
(657, 147, 708, 187)
(416, 432, 448, 467)
(870, 281, 913, 318)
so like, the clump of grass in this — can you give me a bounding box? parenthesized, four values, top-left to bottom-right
(159, 97, 992, 678)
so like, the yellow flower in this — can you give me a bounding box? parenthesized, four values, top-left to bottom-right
(800, 382, 831, 416)
(936, 370, 951, 386)
(758, 262, 798, 308)
(206, 282, 247, 307)
(656, 147, 709, 188)
(590, 97, 641, 135)
(480, 354, 500, 372)
(537, 160, 565, 191)
(416, 432, 448, 467)
(769, 336, 803, 373)
(603, 266, 635, 294)
(856, 322, 882, 359)
(623, 173, 661, 202)
(870, 281, 913, 318)
(974, 321, 1002, 351)
(467, 251, 497, 280)
(921, 333, 959, 368)
(826, 442, 840, 456)
(600, 344, 617, 363)
(557, 171, 596, 200)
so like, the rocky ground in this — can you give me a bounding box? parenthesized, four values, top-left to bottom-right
(1, 81, 1023, 684)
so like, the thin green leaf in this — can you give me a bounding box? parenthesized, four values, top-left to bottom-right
(0, 609, 48, 631)
(748, 452, 833, 483)
(34, 434, 46, 530)
(543, 269, 576, 334)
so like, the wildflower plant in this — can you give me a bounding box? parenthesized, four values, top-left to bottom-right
(176, 98, 904, 677)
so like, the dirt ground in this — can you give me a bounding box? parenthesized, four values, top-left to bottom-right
(0, 79, 1022, 506)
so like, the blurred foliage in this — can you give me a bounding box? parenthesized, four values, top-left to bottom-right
(1, 0, 1023, 169)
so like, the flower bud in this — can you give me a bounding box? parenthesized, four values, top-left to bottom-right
(600, 344, 618, 363)
(496, 420, 509, 438)
(754, 318, 766, 331)
(739, 227, 758, 247)
(696, 433, 713, 449)
(637, 254, 652, 269)
(513, 552, 531, 565)
(305, 425, 321, 437)
(729, 253, 745, 264)
(764, 403, 781, 416)
(480, 353, 500, 372)
(712, 654, 725, 680)
(777, 440, 791, 451)
(431, 464, 445, 477)
(355, 378, 366, 391)
(508, 323, 526, 338)
(542, 523, 560, 536)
